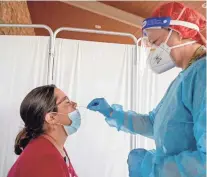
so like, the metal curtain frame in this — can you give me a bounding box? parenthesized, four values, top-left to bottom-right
(0, 24, 54, 84)
(53, 27, 139, 150)
(52, 27, 138, 83)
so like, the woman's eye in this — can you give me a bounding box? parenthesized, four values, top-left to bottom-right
(152, 40, 157, 44)
(65, 100, 71, 104)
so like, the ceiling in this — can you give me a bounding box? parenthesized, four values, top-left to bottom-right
(1, 1, 206, 44)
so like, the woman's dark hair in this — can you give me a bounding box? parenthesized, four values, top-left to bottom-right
(14, 85, 57, 155)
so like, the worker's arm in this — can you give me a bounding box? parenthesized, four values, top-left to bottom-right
(104, 104, 157, 138)
(87, 97, 164, 139)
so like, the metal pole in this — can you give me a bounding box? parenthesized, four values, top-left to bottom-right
(130, 37, 143, 150)
(54, 27, 137, 43)
(136, 37, 142, 65)
(0, 24, 54, 84)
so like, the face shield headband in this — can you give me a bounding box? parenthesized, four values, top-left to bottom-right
(142, 16, 199, 37)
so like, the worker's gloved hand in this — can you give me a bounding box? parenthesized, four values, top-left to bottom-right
(87, 98, 112, 117)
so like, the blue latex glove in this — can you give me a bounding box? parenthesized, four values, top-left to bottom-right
(87, 98, 112, 117)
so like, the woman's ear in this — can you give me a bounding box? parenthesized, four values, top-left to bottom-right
(45, 112, 58, 124)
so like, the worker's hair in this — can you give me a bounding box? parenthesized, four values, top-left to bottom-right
(14, 85, 57, 155)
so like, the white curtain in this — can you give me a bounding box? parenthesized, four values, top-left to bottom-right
(0, 36, 50, 177)
(53, 38, 137, 177)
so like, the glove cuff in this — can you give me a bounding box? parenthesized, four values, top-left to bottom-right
(103, 107, 113, 117)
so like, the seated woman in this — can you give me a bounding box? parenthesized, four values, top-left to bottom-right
(7, 85, 80, 177)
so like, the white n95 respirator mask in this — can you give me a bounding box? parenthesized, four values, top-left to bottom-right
(147, 43, 175, 74)
(147, 30, 197, 74)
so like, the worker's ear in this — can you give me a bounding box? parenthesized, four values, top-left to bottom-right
(45, 112, 58, 124)
(171, 30, 182, 41)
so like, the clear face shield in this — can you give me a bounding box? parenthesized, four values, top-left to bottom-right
(141, 16, 200, 74)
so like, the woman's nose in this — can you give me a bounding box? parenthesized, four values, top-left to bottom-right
(71, 101, 77, 108)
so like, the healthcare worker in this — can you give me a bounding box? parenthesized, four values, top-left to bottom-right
(87, 2, 206, 177)
(7, 85, 80, 177)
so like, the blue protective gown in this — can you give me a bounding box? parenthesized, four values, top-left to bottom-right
(105, 56, 206, 177)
